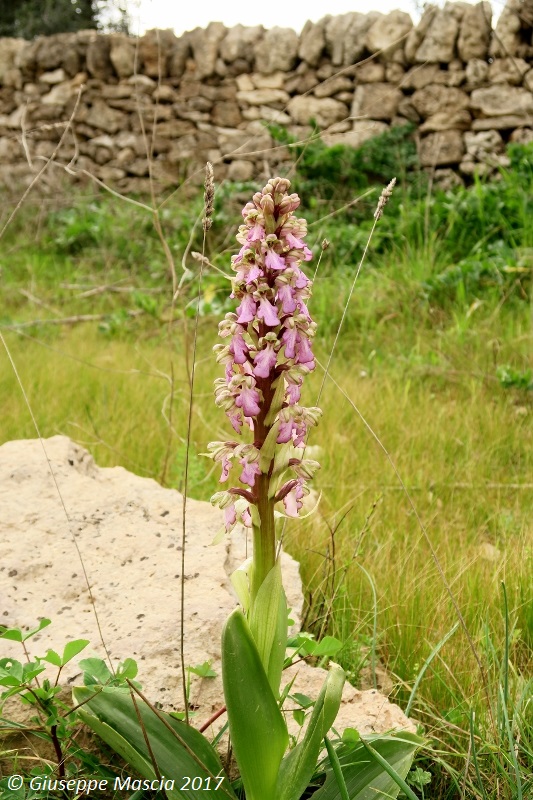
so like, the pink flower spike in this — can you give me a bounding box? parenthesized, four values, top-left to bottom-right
(237, 294, 257, 324)
(265, 249, 286, 271)
(285, 232, 305, 249)
(241, 507, 252, 527)
(236, 385, 261, 417)
(277, 284, 297, 314)
(295, 333, 314, 365)
(230, 332, 248, 364)
(257, 297, 280, 327)
(228, 411, 242, 434)
(277, 419, 294, 444)
(282, 326, 297, 359)
(239, 457, 261, 487)
(287, 382, 301, 405)
(283, 490, 299, 517)
(224, 503, 237, 531)
(220, 454, 232, 482)
(247, 223, 265, 242)
(253, 343, 277, 378)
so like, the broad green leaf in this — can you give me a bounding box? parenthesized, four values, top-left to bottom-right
(41, 649, 62, 667)
(249, 562, 287, 695)
(116, 658, 138, 681)
(276, 663, 345, 800)
(222, 609, 288, 800)
(62, 639, 90, 665)
(79, 658, 114, 686)
(310, 731, 425, 800)
(188, 661, 217, 679)
(73, 686, 236, 800)
(0, 619, 51, 643)
(311, 637, 343, 658)
(0, 659, 24, 686)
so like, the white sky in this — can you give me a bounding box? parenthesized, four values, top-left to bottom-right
(127, 0, 503, 37)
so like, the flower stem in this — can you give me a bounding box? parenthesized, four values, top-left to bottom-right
(251, 473, 276, 607)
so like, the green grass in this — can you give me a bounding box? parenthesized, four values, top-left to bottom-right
(1, 136, 532, 798)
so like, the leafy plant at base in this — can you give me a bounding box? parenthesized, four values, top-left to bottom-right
(72, 177, 423, 798)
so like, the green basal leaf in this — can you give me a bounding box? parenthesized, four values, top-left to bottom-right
(310, 731, 425, 800)
(249, 562, 287, 695)
(73, 686, 236, 800)
(276, 663, 345, 800)
(222, 609, 288, 800)
(231, 557, 252, 614)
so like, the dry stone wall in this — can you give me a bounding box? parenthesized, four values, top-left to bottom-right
(0, 0, 532, 194)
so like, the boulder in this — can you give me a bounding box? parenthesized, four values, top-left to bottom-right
(254, 27, 299, 73)
(0, 436, 416, 739)
(457, 1, 492, 60)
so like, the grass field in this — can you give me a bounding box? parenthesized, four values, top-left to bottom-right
(1, 131, 532, 798)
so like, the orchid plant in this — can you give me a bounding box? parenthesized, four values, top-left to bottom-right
(73, 176, 423, 800)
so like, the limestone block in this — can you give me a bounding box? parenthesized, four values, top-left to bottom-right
(220, 25, 263, 63)
(86, 36, 113, 81)
(139, 29, 178, 79)
(153, 85, 177, 103)
(298, 20, 326, 67)
(313, 76, 352, 98)
(0, 38, 26, 83)
(465, 59, 489, 88)
(3, 69, 22, 90)
(287, 95, 348, 128)
(190, 22, 227, 80)
(86, 98, 128, 134)
(488, 57, 530, 85)
(325, 13, 381, 66)
(211, 100, 242, 127)
(322, 120, 388, 148)
(405, 5, 437, 64)
(457, 1, 492, 60)
(419, 130, 465, 166)
(227, 159, 254, 181)
(252, 71, 285, 90)
(401, 64, 449, 91)
(490, 0, 533, 58)
(420, 109, 472, 132)
(411, 84, 469, 118)
(415, 8, 459, 63)
(365, 10, 413, 59)
(509, 127, 533, 144)
(39, 68, 67, 85)
(254, 27, 299, 73)
(168, 37, 191, 79)
(471, 115, 531, 130)
(464, 128, 504, 158)
(351, 83, 403, 121)
(354, 62, 385, 84)
(110, 35, 136, 79)
(470, 85, 533, 116)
